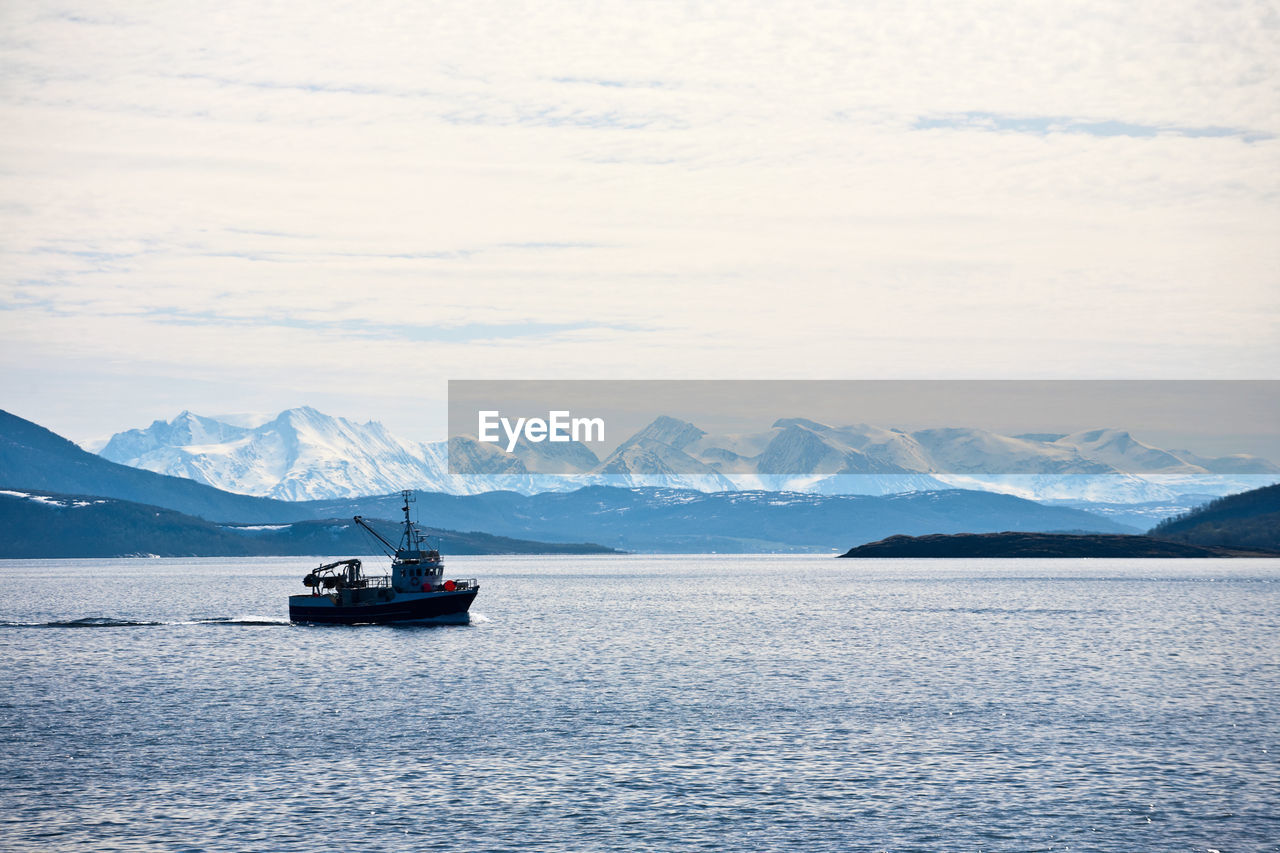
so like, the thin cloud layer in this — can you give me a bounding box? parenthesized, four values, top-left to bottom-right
(1, 0, 1277, 441)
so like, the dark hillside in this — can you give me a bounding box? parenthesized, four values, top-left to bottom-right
(1149, 483, 1280, 552)
(0, 490, 619, 558)
(840, 531, 1275, 559)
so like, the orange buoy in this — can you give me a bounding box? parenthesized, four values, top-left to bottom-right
(443, 579, 456, 591)
(421, 581, 432, 592)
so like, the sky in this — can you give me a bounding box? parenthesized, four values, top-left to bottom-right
(2, 0, 1278, 445)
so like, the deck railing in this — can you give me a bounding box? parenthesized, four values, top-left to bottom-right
(422, 578, 479, 592)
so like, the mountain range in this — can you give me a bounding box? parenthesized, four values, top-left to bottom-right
(299, 486, 1137, 552)
(97, 407, 1279, 504)
(1, 409, 1145, 553)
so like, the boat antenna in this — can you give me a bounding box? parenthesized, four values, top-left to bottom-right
(401, 489, 418, 550)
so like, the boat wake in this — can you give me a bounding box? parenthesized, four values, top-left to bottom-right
(0, 616, 294, 628)
(196, 615, 293, 626)
(4, 617, 168, 628)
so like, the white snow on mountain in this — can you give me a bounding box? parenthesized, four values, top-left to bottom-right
(0, 489, 108, 508)
(594, 438, 738, 492)
(100, 407, 465, 500)
(97, 408, 1279, 503)
(1051, 428, 1201, 474)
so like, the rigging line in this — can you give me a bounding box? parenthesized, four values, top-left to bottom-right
(355, 519, 395, 558)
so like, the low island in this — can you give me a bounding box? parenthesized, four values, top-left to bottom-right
(839, 531, 1279, 559)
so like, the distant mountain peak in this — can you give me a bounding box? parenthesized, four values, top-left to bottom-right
(273, 406, 324, 426)
(770, 417, 831, 431)
(626, 415, 705, 451)
(1064, 427, 1131, 445)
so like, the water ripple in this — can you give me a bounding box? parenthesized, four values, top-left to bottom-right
(1, 555, 1277, 851)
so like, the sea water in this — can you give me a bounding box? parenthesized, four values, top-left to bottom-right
(1, 555, 1277, 852)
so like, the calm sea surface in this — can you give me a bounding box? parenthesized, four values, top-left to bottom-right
(2, 555, 1278, 852)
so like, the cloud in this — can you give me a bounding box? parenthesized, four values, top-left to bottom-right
(911, 111, 1272, 142)
(1, 0, 1278, 440)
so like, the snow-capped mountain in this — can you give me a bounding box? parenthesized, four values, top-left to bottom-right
(100, 408, 445, 500)
(582, 416, 1278, 502)
(97, 408, 1280, 503)
(97, 408, 607, 500)
(592, 416, 738, 491)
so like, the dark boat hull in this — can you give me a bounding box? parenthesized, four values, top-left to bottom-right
(289, 589, 477, 625)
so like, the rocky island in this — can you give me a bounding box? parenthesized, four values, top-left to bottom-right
(839, 531, 1278, 558)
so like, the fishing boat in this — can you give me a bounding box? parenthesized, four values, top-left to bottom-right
(288, 490, 478, 624)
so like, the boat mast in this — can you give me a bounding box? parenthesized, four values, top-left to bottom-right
(400, 489, 418, 551)
(352, 490, 425, 555)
